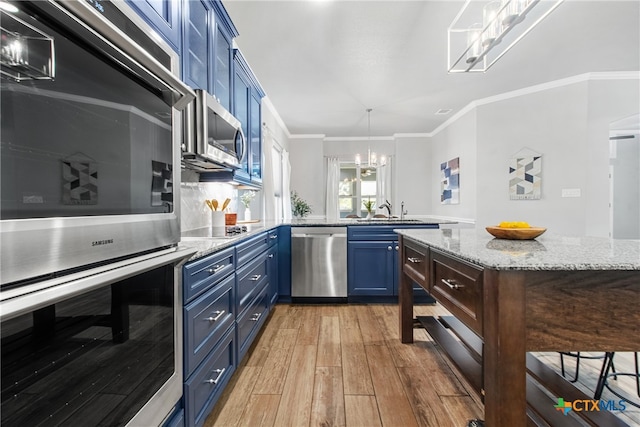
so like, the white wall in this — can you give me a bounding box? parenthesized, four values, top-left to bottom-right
(395, 136, 431, 217)
(429, 111, 477, 223)
(431, 75, 639, 237)
(289, 136, 325, 218)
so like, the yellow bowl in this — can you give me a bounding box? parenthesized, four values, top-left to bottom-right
(485, 226, 546, 240)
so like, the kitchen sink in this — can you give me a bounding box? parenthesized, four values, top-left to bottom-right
(356, 218, 424, 223)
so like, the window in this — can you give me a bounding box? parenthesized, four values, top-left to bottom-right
(339, 163, 378, 218)
(272, 144, 283, 221)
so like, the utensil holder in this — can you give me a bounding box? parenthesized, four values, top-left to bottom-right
(211, 211, 225, 236)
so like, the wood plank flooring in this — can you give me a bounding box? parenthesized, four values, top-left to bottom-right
(205, 304, 639, 427)
(205, 303, 482, 427)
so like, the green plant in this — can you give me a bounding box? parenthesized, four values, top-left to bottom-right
(291, 191, 312, 218)
(362, 198, 375, 214)
(240, 191, 256, 209)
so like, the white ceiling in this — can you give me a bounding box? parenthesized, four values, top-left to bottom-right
(223, 0, 640, 138)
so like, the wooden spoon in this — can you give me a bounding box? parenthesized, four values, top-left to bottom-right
(221, 198, 231, 211)
(212, 199, 219, 211)
(205, 200, 214, 211)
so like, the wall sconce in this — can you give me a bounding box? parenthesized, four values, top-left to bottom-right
(448, 0, 564, 73)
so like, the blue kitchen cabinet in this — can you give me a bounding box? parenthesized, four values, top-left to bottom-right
(348, 240, 395, 296)
(277, 225, 292, 302)
(231, 49, 265, 187)
(182, 0, 236, 110)
(126, 0, 181, 54)
(347, 225, 438, 301)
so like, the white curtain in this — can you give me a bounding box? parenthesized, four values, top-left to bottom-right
(282, 149, 292, 221)
(262, 130, 275, 221)
(325, 157, 340, 222)
(376, 158, 392, 211)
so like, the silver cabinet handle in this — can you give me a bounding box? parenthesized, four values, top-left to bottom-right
(205, 368, 226, 385)
(250, 312, 262, 322)
(395, 246, 399, 251)
(268, 254, 274, 258)
(250, 274, 261, 281)
(207, 264, 225, 274)
(441, 278, 464, 290)
(387, 246, 392, 251)
(205, 310, 225, 322)
(269, 235, 277, 239)
(407, 257, 422, 263)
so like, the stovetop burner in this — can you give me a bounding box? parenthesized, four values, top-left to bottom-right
(182, 225, 248, 239)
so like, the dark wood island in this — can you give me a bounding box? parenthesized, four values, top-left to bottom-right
(397, 228, 640, 427)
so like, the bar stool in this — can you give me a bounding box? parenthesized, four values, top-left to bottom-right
(559, 352, 614, 384)
(595, 352, 640, 408)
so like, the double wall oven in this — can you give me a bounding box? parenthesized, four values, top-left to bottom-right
(1, 1, 195, 425)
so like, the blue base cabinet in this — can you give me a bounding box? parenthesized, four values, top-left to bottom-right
(348, 240, 396, 296)
(347, 225, 438, 302)
(181, 227, 281, 426)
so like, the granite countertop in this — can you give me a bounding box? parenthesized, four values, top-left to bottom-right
(290, 217, 456, 226)
(180, 218, 455, 261)
(396, 228, 640, 271)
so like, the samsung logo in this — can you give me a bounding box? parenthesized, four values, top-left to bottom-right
(92, 239, 114, 247)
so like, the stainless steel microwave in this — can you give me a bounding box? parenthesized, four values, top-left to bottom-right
(182, 89, 246, 171)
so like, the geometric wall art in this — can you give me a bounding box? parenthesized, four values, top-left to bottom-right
(62, 153, 98, 205)
(509, 155, 541, 200)
(441, 156, 460, 204)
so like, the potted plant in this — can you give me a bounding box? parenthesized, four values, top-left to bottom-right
(291, 191, 311, 218)
(362, 198, 375, 219)
(240, 190, 256, 221)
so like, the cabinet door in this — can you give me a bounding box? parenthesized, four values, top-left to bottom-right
(249, 90, 262, 183)
(267, 245, 278, 306)
(182, 0, 211, 90)
(348, 241, 395, 296)
(126, 0, 181, 53)
(213, 23, 232, 111)
(233, 70, 251, 183)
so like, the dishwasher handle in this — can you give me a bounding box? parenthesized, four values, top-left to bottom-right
(293, 233, 346, 238)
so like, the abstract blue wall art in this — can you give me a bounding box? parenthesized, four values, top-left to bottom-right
(509, 156, 542, 200)
(441, 157, 460, 204)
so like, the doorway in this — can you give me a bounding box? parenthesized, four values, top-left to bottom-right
(609, 114, 640, 239)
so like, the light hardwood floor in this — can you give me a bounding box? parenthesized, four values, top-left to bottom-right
(205, 304, 639, 427)
(205, 303, 482, 427)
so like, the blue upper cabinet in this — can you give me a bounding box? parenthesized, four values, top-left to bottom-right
(232, 49, 265, 187)
(126, 0, 182, 55)
(182, 0, 236, 111)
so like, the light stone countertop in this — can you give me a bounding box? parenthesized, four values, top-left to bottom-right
(179, 218, 455, 261)
(395, 228, 640, 271)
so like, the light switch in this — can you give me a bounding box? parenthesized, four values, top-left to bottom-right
(561, 188, 581, 198)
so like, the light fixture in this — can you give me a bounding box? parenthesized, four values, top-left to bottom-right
(355, 108, 387, 168)
(448, 0, 564, 73)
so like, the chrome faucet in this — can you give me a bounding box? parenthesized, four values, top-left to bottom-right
(378, 199, 392, 217)
(400, 201, 408, 220)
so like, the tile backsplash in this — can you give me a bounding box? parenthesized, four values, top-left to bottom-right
(180, 171, 238, 232)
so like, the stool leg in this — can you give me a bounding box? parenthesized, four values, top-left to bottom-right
(560, 352, 580, 383)
(595, 352, 615, 400)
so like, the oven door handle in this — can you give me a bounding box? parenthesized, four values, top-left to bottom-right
(0, 247, 196, 321)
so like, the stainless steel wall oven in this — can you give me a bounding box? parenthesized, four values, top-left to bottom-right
(0, 0, 196, 425)
(0, 0, 194, 286)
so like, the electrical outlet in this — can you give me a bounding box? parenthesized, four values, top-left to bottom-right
(561, 188, 581, 198)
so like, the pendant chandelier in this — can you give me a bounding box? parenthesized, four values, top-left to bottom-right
(355, 108, 386, 168)
(448, 0, 564, 73)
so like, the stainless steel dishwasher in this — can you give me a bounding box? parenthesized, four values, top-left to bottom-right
(291, 227, 347, 300)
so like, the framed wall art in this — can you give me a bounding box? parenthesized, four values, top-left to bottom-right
(441, 156, 460, 205)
